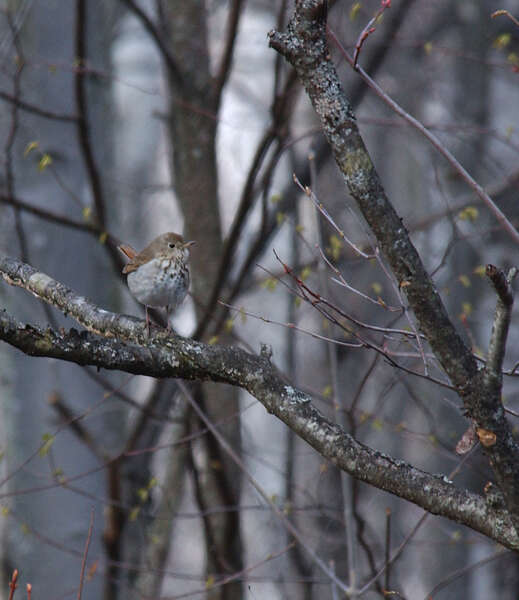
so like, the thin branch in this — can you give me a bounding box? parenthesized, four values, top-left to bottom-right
(211, 0, 415, 338)
(0, 194, 101, 234)
(424, 548, 512, 600)
(195, 70, 299, 338)
(352, 0, 392, 68)
(213, 0, 244, 103)
(77, 508, 95, 600)
(0, 89, 78, 122)
(119, 0, 183, 87)
(74, 0, 106, 229)
(327, 28, 519, 247)
(178, 381, 351, 595)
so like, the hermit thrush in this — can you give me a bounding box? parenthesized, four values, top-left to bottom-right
(118, 232, 195, 333)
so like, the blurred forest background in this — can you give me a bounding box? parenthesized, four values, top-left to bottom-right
(1, 0, 519, 599)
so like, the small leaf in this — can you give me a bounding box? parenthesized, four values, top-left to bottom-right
(39, 433, 55, 457)
(371, 282, 382, 295)
(98, 231, 108, 244)
(461, 302, 472, 316)
(424, 41, 433, 55)
(322, 385, 332, 398)
(299, 266, 311, 281)
(137, 488, 148, 503)
(458, 206, 479, 221)
(205, 575, 215, 589)
(270, 193, 282, 204)
(224, 318, 234, 333)
(458, 274, 471, 288)
(450, 530, 462, 542)
(372, 419, 383, 431)
(129, 506, 140, 521)
(349, 2, 361, 20)
(493, 33, 511, 49)
(276, 211, 285, 225)
(208, 336, 219, 346)
(508, 52, 519, 66)
(82, 206, 92, 220)
(473, 265, 486, 277)
(261, 277, 277, 291)
(1, 506, 9, 516)
(24, 141, 39, 157)
(38, 153, 53, 172)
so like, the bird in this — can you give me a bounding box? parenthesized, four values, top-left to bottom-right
(118, 232, 195, 334)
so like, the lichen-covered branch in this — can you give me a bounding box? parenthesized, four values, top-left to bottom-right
(0, 253, 518, 550)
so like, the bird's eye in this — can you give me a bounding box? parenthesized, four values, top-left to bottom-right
(168, 243, 175, 248)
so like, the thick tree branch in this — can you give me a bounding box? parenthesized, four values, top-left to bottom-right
(0, 253, 518, 550)
(268, 0, 519, 533)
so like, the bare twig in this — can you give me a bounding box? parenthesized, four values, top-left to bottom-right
(328, 28, 519, 246)
(8, 570, 18, 600)
(77, 508, 95, 600)
(491, 10, 519, 28)
(177, 381, 352, 595)
(74, 0, 106, 229)
(0, 89, 78, 121)
(119, 0, 183, 86)
(353, 0, 392, 68)
(213, 0, 244, 103)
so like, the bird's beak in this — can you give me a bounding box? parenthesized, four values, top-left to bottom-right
(184, 241, 196, 248)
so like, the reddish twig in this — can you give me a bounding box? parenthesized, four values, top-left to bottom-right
(491, 10, 519, 28)
(353, 0, 392, 68)
(8, 570, 18, 600)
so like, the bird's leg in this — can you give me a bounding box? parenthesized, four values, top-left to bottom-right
(166, 305, 171, 332)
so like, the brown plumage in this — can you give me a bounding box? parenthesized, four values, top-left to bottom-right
(118, 232, 195, 333)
